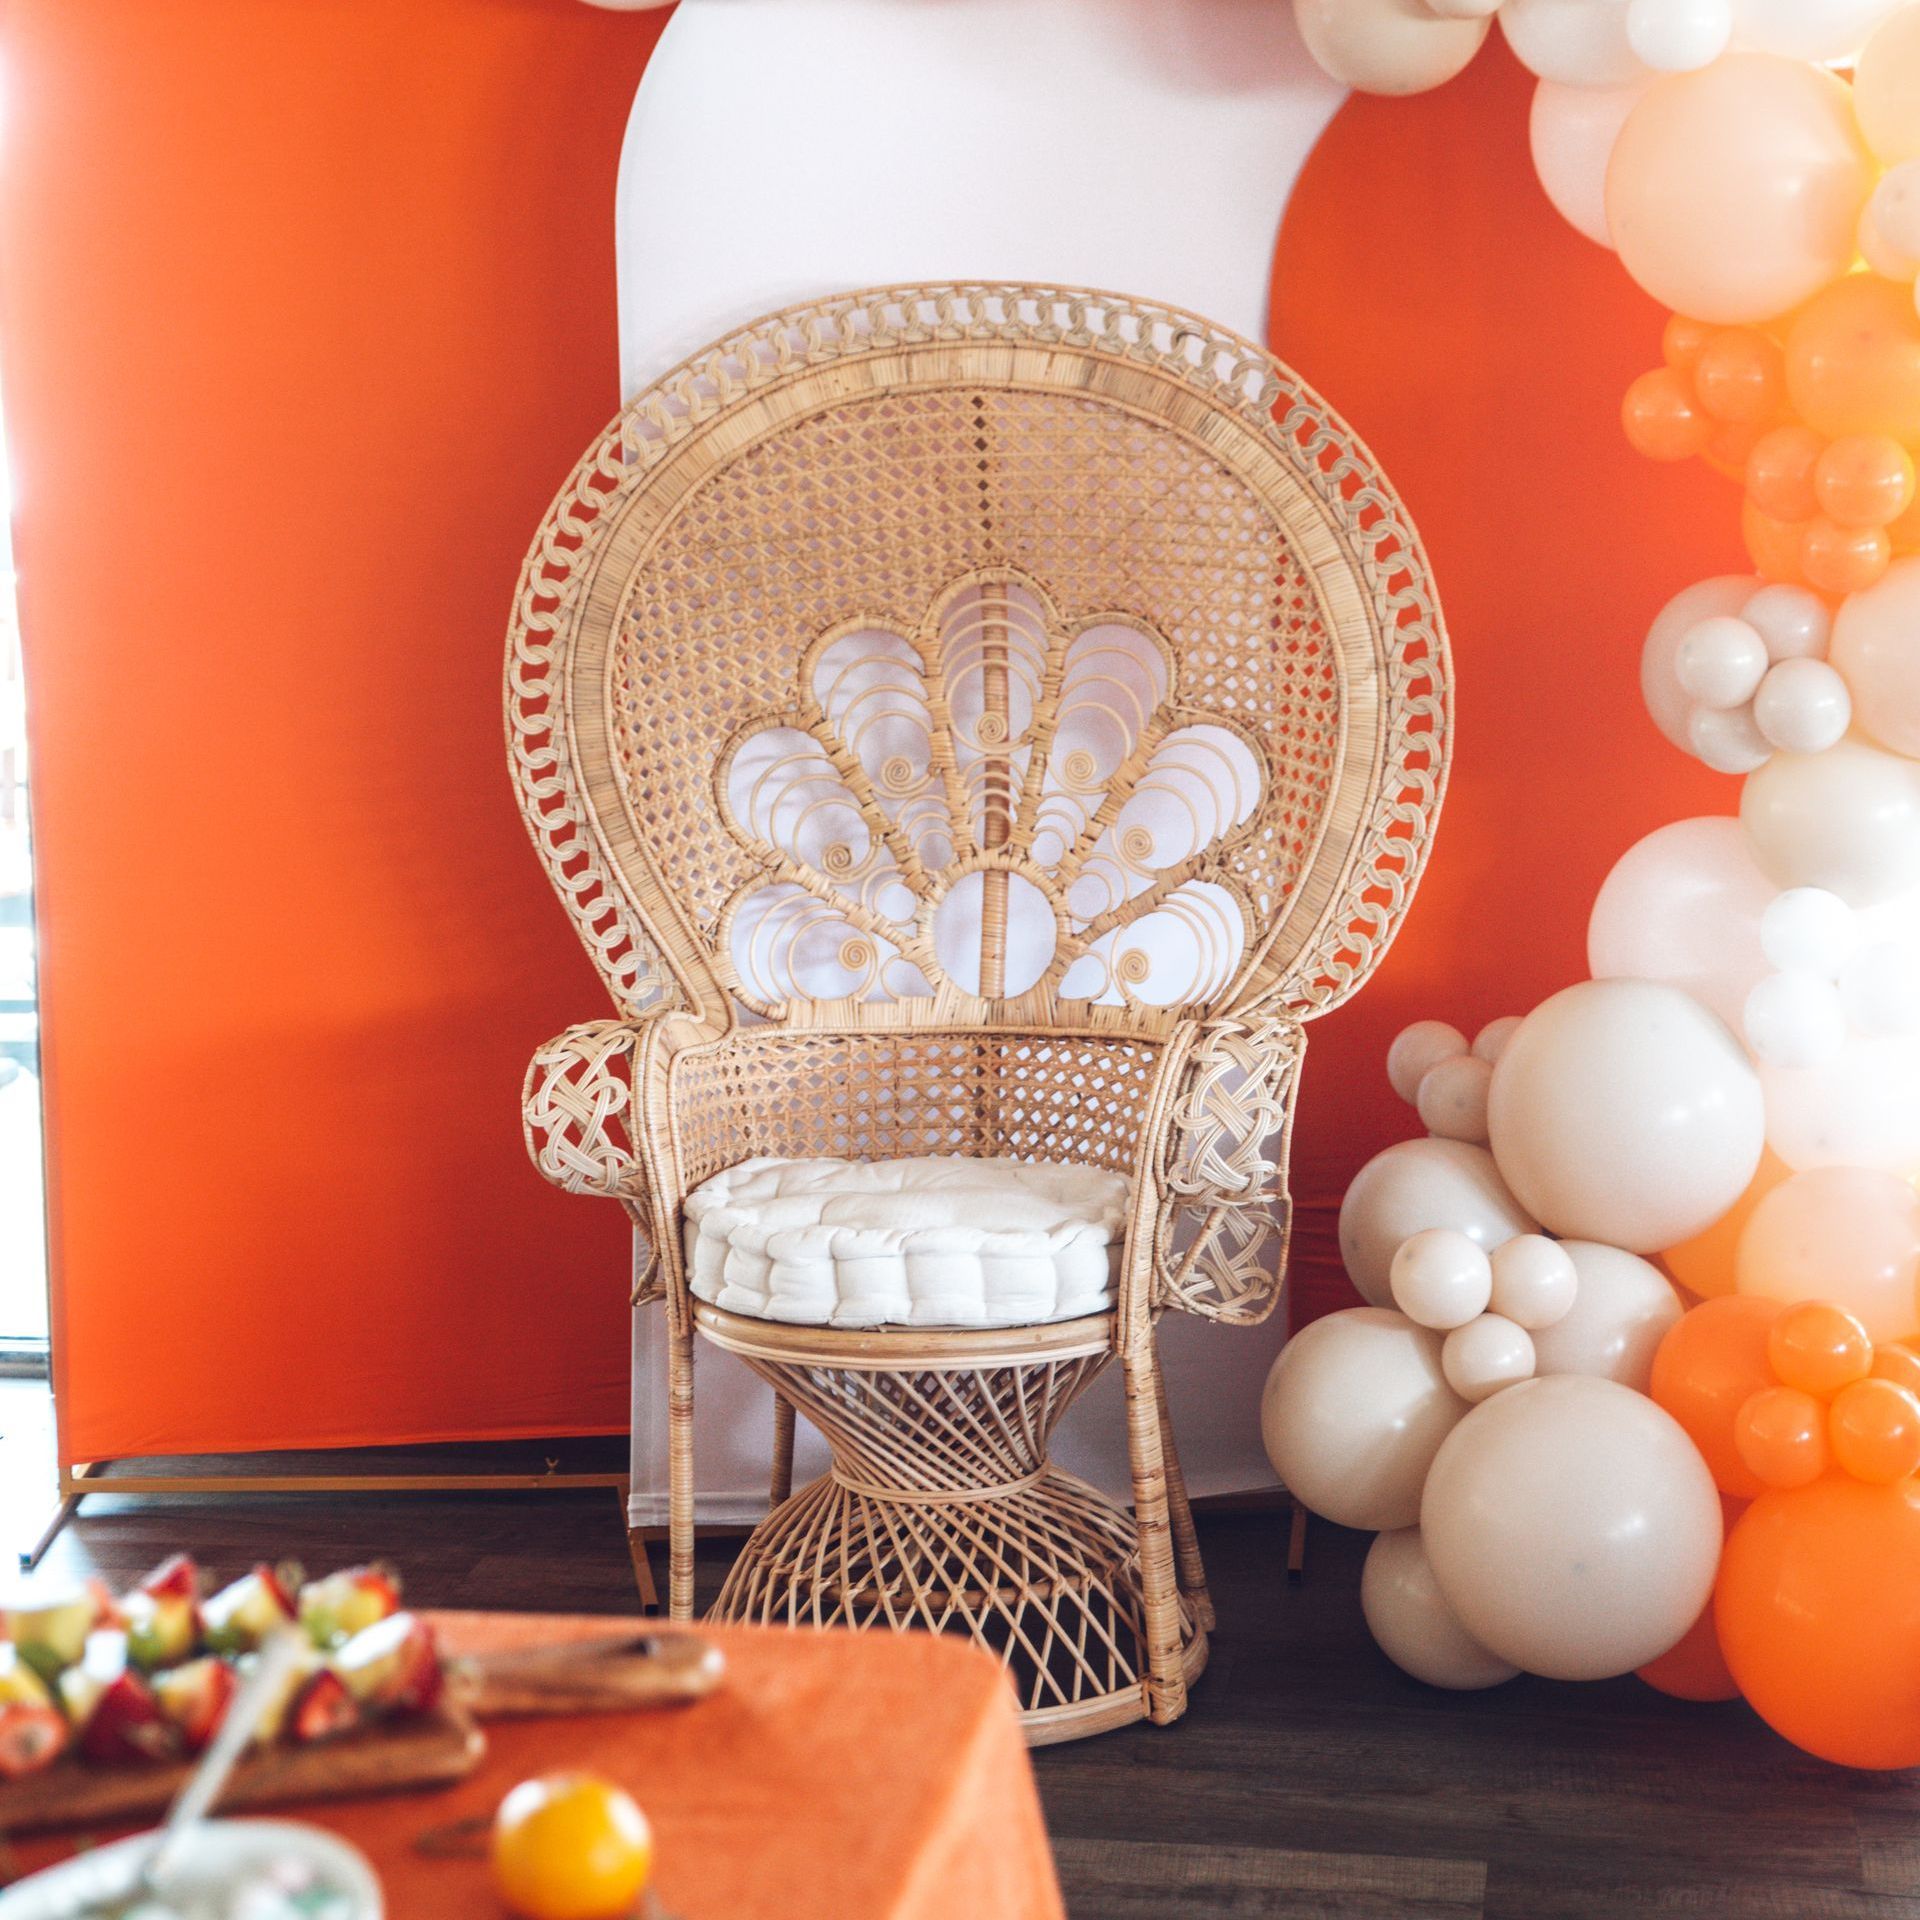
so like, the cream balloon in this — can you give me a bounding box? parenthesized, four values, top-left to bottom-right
(1870, 163, 1920, 269)
(1677, 616, 1769, 709)
(1627, 0, 1731, 68)
(1830, 557, 1920, 760)
(1841, 940, 1920, 1035)
(1752, 659, 1851, 756)
(1503, 0, 1644, 86)
(1292, 0, 1490, 94)
(1528, 77, 1648, 247)
(1858, 3, 1920, 166)
(1528, 1240, 1684, 1391)
(1743, 969, 1848, 1069)
(1737, 1166, 1920, 1343)
(1759, 887, 1856, 976)
(1740, 740, 1920, 907)
(1473, 1015, 1525, 1064)
(1338, 1139, 1541, 1307)
(1442, 1315, 1538, 1403)
(1742, 583, 1831, 664)
(1761, 1029, 1920, 1174)
(1416, 1054, 1493, 1143)
(1391, 1228, 1495, 1330)
(1489, 1234, 1580, 1330)
(1605, 54, 1873, 324)
(1260, 1309, 1469, 1531)
(1387, 1019, 1469, 1103)
(1426, 0, 1505, 13)
(1860, 196, 1920, 283)
(1687, 705, 1772, 776)
(1423, 1376, 1722, 1681)
(1733, 0, 1906, 62)
(1486, 980, 1766, 1252)
(1585, 816, 1776, 1031)
(1361, 1528, 1519, 1690)
(1641, 575, 1762, 749)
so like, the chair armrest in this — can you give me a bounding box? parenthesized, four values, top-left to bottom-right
(1152, 1010, 1306, 1326)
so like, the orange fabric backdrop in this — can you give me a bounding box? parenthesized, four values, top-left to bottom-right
(2, 12, 1733, 1461)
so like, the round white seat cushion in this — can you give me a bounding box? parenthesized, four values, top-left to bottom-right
(683, 1154, 1130, 1329)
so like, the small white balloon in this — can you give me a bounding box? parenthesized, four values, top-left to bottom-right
(1868, 163, 1920, 274)
(1743, 970, 1849, 1069)
(1261, 1308, 1469, 1531)
(1361, 1528, 1519, 1690)
(1759, 887, 1856, 977)
(1643, 576, 1762, 750)
(1473, 1015, 1526, 1065)
(1761, 1029, 1920, 1173)
(1529, 1240, 1684, 1391)
(1489, 1235, 1580, 1330)
(1677, 616, 1770, 710)
(1741, 740, 1920, 907)
(1733, 0, 1908, 63)
(1387, 1019, 1470, 1104)
(1417, 1054, 1494, 1142)
(1840, 940, 1920, 1036)
(1503, 0, 1645, 86)
(1339, 1139, 1541, 1307)
(1293, 0, 1492, 93)
(1688, 704, 1773, 776)
(1751, 659, 1851, 755)
(1391, 1227, 1496, 1329)
(1528, 76, 1649, 246)
(1443, 1314, 1539, 1402)
(1627, 0, 1732, 69)
(1741, 583, 1831, 664)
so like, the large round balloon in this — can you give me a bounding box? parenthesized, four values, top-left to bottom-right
(1734, 0, 1909, 62)
(1717, 1476, 1920, 1767)
(1604, 53, 1872, 324)
(1640, 575, 1760, 751)
(1586, 816, 1775, 1030)
(1486, 980, 1765, 1252)
(1857, 2, 1920, 166)
(1649, 1293, 1786, 1497)
(1422, 1375, 1723, 1680)
(1337, 1138, 1539, 1307)
(1529, 77, 1648, 248)
(1660, 1148, 1791, 1299)
(1528, 1240, 1683, 1392)
(1830, 556, 1920, 761)
(1502, 0, 1643, 87)
(1760, 1029, 1920, 1175)
(1292, 0, 1490, 94)
(1740, 740, 1920, 908)
(1736, 1166, 1920, 1343)
(1636, 1493, 1747, 1701)
(1783, 274, 1920, 446)
(1260, 1309, 1468, 1531)
(1360, 1527, 1519, 1691)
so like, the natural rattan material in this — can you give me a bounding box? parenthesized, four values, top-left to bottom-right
(510, 283, 1450, 1740)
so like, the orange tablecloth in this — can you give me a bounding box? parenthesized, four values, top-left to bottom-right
(12, 1614, 1065, 1920)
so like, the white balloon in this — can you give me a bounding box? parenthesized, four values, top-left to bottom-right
(1752, 659, 1851, 755)
(1627, 0, 1733, 68)
(1473, 1015, 1525, 1064)
(1503, 0, 1645, 86)
(1260, 1309, 1469, 1530)
(1741, 740, 1920, 907)
(1759, 886, 1856, 976)
(1487, 980, 1765, 1252)
(1293, 0, 1491, 93)
(1422, 1376, 1723, 1681)
(1841, 940, 1920, 1035)
(1741, 583, 1832, 664)
(1687, 703, 1772, 775)
(1489, 1234, 1580, 1329)
(1425, 0, 1505, 13)
(1642, 576, 1761, 750)
(1529, 1240, 1684, 1391)
(1861, 195, 1920, 283)
(1744, 969, 1849, 1068)
(1869, 162, 1920, 269)
(1338, 1139, 1541, 1307)
(1387, 1019, 1469, 1104)
(1586, 816, 1777, 1031)
(1528, 76, 1649, 246)
(1443, 1314, 1538, 1402)
(1391, 1227, 1495, 1329)
(1677, 616, 1769, 709)
(1733, 0, 1907, 62)
(1361, 1528, 1519, 1690)
(1762, 1029, 1920, 1173)
(1416, 1054, 1494, 1143)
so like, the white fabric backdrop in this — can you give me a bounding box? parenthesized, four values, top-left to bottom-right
(613, 0, 1345, 1523)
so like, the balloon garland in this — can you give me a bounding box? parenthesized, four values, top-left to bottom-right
(1274, 0, 1920, 1767)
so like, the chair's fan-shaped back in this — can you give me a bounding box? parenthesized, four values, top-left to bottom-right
(507, 284, 1449, 1035)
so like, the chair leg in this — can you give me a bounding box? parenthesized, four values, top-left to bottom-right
(1151, 1344, 1214, 1634)
(1122, 1342, 1190, 1725)
(770, 1392, 796, 1508)
(668, 1321, 696, 1621)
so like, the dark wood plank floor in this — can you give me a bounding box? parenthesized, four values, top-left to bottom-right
(6, 1384, 1919, 1918)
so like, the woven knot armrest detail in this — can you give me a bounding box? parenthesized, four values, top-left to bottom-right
(1154, 1011, 1306, 1326)
(523, 1018, 658, 1199)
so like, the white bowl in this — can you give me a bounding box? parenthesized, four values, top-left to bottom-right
(0, 1817, 383, 1919)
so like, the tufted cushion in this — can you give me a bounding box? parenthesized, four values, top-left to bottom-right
(683, 1155, 1130, 1329)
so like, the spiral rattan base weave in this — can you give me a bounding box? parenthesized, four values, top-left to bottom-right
(696, 1304, 1208, 1744)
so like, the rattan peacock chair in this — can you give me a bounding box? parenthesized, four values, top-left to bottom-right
(509, 283, 1449, 1743)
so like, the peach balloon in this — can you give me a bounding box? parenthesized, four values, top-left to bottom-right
(1605, 54, 1872, 325)
(1661, 1148, 1790, 1299)
(1622, 366, 1711, 461)
(1875, 1341, 1920, 1399)
(1829, 556, 1920, 760)
(1650, 1293, 1786, 1497)
(1829, 1377, 1920, 1484)
(1735, 1384, 1830, 1489)
(1801, 517, 1891, 597)
(1815, 436, 1916, 530)
(1636, 1493, 1747, 1702)
(1768, 1299, 1872, 1398)
(1737, 1167, 1920, 1344)
(1784, 275, 1920, 446)
(1745, 424, 1823, 525)
(1742, 500, 1811, 584)
(1857, 2, 1920, 166)
(1694, 327, 1783, 425)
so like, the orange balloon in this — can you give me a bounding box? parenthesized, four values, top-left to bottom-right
(1663, 313, 1716, 375)
(1829, 1378, 1920, 1485)
(1888, 487, 1920, 554)
(1737, 1385, 1831, 1489)
(1743, 499, 1810, 582)
(1814, 434, 1917, 528)
(1873, 1341, 1920, 1398)
(1624, 366, 1712, 461)
(1695, 327, 1785, 424)
(1717, 1476, 1920, 1767)
(1784, 274, 1920, 445)
(1745, 424, 1824, 523)
(1801, 515, 1891, 595)
(1663, 1148, 1792, 1299)
(1637, 1494, 1747, 1702)
(1705, 417, 1765, 479)
(1650, 1295, 1787, 1498)
(1769, 1300, 1873, 1397)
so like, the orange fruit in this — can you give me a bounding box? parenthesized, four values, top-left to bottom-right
(492, 1771, 654, 1920)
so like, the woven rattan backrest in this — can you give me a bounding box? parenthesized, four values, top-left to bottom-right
(508, 284, 1449, 1036)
